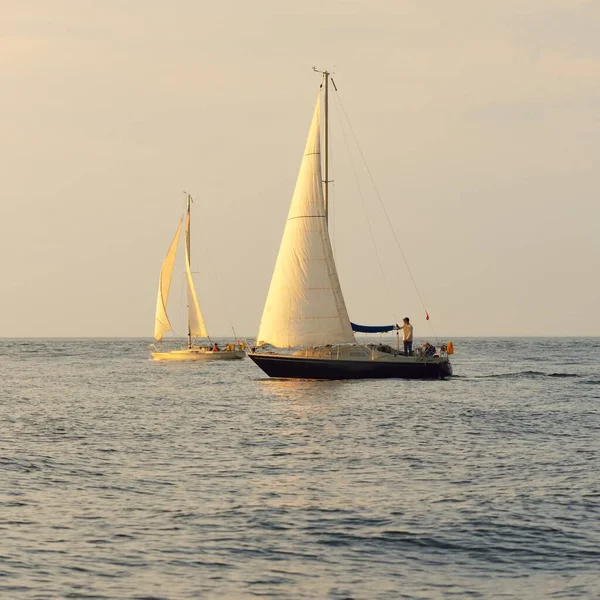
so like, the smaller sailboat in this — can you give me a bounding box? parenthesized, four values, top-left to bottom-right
(150, 194, 245, 361)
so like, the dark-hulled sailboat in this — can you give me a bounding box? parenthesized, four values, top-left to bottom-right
(249, 71, 452, 380)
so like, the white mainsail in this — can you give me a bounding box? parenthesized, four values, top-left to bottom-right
(154, 219, 183, 341)
(184, 209, 208, 338)
(256, 93, 355, 348)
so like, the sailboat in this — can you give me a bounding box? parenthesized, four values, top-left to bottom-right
(150, 194, 245, 361)
(248, 71, 452, 379)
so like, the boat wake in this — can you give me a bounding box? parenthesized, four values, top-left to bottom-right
(478, 370, 582, 380)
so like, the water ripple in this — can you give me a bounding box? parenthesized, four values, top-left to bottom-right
(0, 337, 599, 599)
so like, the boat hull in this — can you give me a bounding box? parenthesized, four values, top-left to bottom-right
(151, 349, 245, 362)
(248, 353, 452, 380)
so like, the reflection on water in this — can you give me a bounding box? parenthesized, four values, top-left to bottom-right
(258, 377, 350, 407)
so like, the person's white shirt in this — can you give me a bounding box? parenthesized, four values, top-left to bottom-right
(402, 323, 413, 342)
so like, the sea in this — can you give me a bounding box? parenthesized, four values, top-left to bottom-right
(1, 337, 599, 600)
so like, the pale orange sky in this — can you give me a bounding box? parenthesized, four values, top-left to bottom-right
(1, 0, 599, 337)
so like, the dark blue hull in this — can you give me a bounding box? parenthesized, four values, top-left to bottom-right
(248, 353, 452, 380)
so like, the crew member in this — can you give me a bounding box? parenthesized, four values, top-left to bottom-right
(402, 317, 413, 356)
(423, 342, 436, 357)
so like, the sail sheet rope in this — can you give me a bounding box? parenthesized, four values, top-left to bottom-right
(332, 97, 396, 323)
(332, 81, 439, 343)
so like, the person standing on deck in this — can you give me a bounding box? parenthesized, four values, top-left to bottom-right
(402, 317, 413, 356)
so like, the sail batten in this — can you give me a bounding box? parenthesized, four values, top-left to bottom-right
(256, 93, 355, 348)
(154, 219, 183, 342)
(185, 210, 208, 339)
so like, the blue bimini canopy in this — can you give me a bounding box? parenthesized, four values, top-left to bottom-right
(351, 322, 397, 334)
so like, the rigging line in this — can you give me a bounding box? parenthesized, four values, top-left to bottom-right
(332, 82, 438, 342)
(176, 272, 187, 341)
(332, 94, 396, 322)
(193, 205, 239, 341)
(329, 111, 336, 261)
(169, 313, 183, 341)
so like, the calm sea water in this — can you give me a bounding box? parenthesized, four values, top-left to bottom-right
(1, 337, 599, 599)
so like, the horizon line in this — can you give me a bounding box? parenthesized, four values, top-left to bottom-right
(1, 335, 599, 340)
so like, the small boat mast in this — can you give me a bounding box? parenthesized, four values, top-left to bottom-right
(184, 191, 193, 350)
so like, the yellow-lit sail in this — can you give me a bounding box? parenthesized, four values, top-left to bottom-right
(154, 219, 183, 341)
(256, 93, 354, 348)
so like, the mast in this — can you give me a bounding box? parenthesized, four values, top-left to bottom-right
(183, 192, 209, 343)
(323, 70, 329, 223)
(313, 67, 330, 222)
(185, 192, 192, 349)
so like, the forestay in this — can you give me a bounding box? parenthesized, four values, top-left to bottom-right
(256, 94, 355, 348)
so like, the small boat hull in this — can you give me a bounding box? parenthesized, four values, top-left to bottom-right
(248, 353, 452, 380)
(151, 349, 245, 362)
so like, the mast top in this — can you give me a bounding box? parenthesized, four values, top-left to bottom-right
(183, 191, 194, 213)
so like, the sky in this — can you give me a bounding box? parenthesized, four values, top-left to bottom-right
(1, 0, 599, 338)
